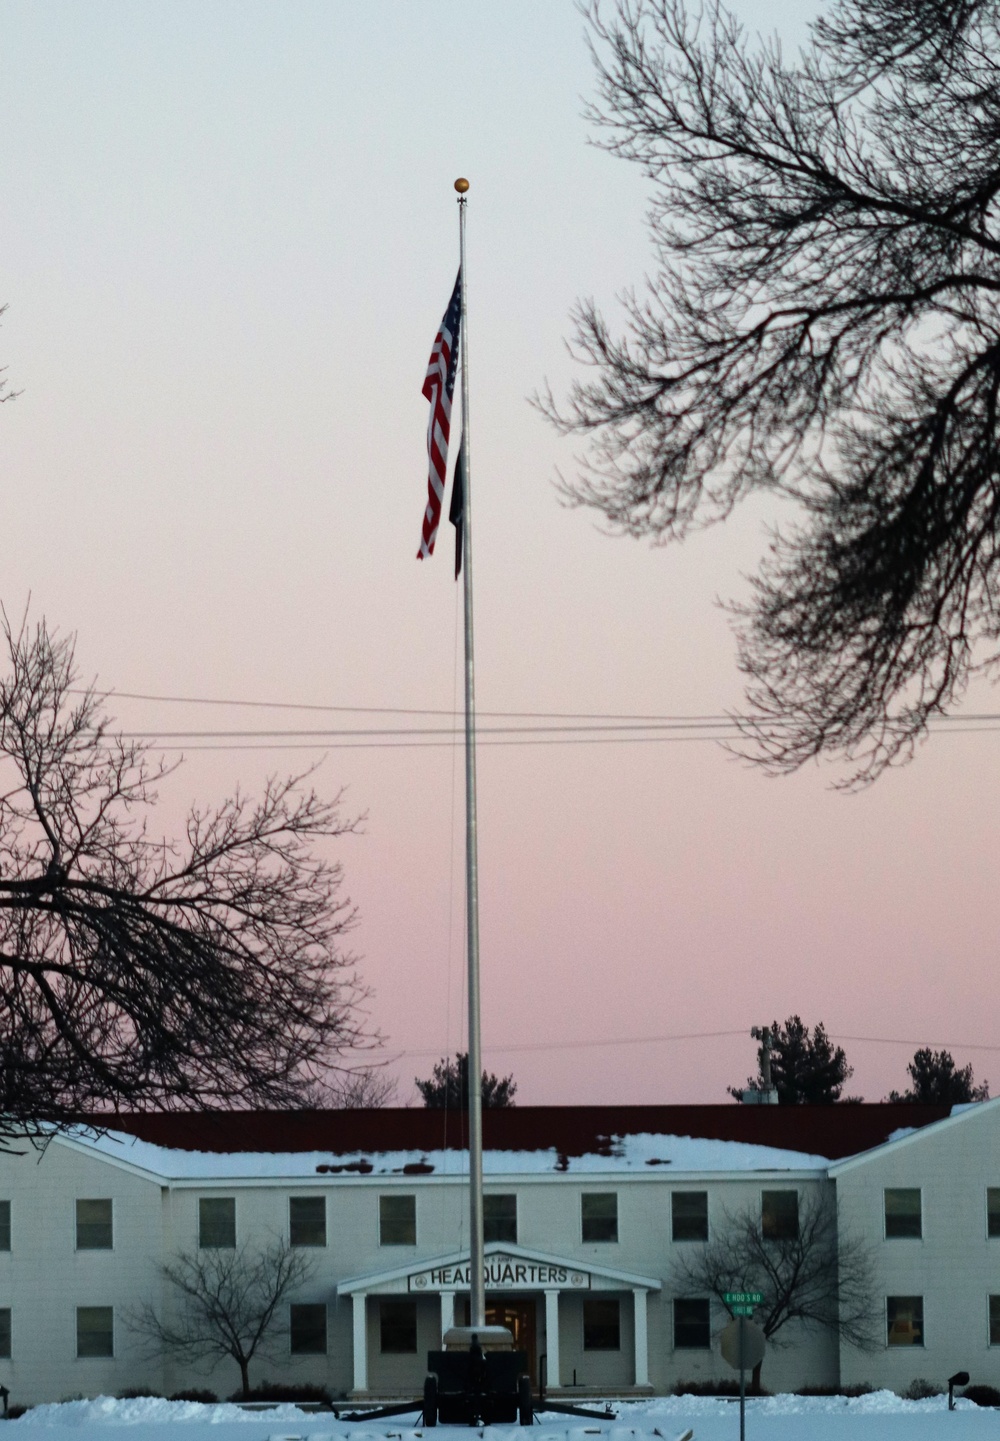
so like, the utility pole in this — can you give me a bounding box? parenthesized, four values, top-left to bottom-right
(744, 1025, 778, 1105)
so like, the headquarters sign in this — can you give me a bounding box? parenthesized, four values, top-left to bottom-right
(409, 1255, 591, 1292)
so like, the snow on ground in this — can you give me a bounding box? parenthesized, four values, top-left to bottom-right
(7, 1392, 1000, 1441)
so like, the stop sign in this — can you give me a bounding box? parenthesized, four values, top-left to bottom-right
(720, 1317, 766, 1371)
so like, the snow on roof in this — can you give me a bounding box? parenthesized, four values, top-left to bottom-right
(65, 1125, 830, 1181)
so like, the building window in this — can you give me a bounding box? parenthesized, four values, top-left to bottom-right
(75, 1199, 113, 1250)
(884, 1188, 922, 1239)
(484, 1194, 517, 1244)
(990, 1295, 1000, 1345)
(380, 1300, 417, 1353)
(581, 1192, 618, 1242)
(0, 1200, 9, 1251)
(886, 1295, 924, 1346)
(76, 1306, 114, 1358)
(583, 1298, 621, 1350)
(988, 1189, 1000, 1238)
(674, 1297, 711, 1349)
(379, 1194, 416, 1246)
(289, 1197, 326, 1247)
(290, 1303, 327, 1354)
(0, 1309, 9, 1359)
(672, 1192, 708, 1242)
(199, 1197, 236, 1249)
(761, 1190, 798, 1240)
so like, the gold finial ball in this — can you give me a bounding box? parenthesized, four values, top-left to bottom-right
(454, 177, 470, 194)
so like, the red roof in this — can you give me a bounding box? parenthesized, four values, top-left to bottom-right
(92, 1103, 951, 1163)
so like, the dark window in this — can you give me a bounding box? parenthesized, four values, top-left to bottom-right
(990, 1296, 1000, 1346)
(583, 1298, 621, 1350)
(0, 1309, 9, 1359)
(77, 1306, 114, 1357)
(674, 1297, 711, 1349)
(884, 1188, 922, 1239)
(0, 1200, 9, 1251)
(672, 1192, 708, 1242)
(761, 1190, 798, 1240)
(988, 1189, 1000, 1238)
(76, 1199, 113, 1250)
(380, 1300, 417, 1353)
(484, 1193, 517, 1244)
(199, 1197, 236, 1249)
(290, 1197, 326, 1247)
(379, 1194, 416, 1246)
(581, 1192, 618, 1242)
(290, 1303, 327, 1354)
(886, 1295, 923, 1347)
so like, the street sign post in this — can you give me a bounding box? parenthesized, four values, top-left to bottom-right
(720, 1296, 766, 1441)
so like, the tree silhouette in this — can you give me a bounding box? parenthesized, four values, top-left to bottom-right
(887, 1047, 989, 1103)
(415, 1052, 517, 1108)
(546, 0, 1000, 785)
(0, 612, 367, 1140)
(729, 1017, 855, 1104)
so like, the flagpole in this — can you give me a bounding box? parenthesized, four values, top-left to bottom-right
(453, 177, 486, 1333)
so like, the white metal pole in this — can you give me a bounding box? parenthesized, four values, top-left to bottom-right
(456, 178, 485, 1331)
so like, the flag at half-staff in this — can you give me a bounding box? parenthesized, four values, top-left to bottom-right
(417, 269, 462, 560)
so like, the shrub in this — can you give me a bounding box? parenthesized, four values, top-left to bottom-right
(795, 1384, 874, 1397)
(3, 1407, 29, 1421)
(903, 1379, 944, 1400)
(962, 1385, 1000, 1408)
(673, 1379, 771, 1397)
(229, 1382, 333, 1405)
(168, 1390, 219, 1405)
(117, 1389, 160, 1400)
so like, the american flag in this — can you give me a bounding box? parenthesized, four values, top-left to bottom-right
(417, 269, 462, 560)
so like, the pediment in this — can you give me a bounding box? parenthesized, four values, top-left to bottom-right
(338, 1240, 660, 1295)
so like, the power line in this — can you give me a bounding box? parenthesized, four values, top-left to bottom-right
(393, 1029, 1000, 1057)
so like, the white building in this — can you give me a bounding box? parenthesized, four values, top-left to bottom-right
(0, 1100, 995, 1405)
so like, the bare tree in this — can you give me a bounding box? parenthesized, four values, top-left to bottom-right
(0, 612, 369, 1140)
(545, 0, 1000, 785)
(316, 1065, 398, 1108)
(128, 1238, 313, 1397)
(672, 1191, 878, 1390)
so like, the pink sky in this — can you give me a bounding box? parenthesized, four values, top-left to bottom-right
(0, 1, 996, 1108)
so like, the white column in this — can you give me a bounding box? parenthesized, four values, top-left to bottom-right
(440, 1290, 455, 1339)
(632, 1288, 649, 1387)
(545, 1290, 561, 1389)
(352, 1292, 368, 1394)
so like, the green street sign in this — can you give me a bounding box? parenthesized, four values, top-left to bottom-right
(723, 1291, 763, 1305)
(731, 1304, 756, 1315)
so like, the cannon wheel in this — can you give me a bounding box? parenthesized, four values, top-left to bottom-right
(518, 1374, 533, 1426)
(423, 1374, 438, 1427)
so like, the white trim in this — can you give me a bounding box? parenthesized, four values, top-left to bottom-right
(338, 1240, 662, 1296)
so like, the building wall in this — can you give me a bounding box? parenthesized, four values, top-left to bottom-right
(3, 1127, 943, 1405)
(0, 1138, 166, 1405)
(836, 1100, 1000, 1395)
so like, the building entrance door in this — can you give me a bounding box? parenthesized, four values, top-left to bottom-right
(458, 1297, 538, 1384)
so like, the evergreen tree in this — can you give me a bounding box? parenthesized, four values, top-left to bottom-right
(887, 1048, 989, 1104)
(415, 1052, 517, 1108)
(729, 1016, 855, 1104)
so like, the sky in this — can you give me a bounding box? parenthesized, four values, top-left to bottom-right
(0, 0, 997, 1109)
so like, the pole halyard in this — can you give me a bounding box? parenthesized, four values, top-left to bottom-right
(455, 178, 485, 1332)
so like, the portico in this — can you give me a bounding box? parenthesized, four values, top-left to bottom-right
(338, 1240, 660, 1397)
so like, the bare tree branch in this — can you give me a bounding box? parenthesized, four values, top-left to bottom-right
(544, 0, 1000, 784)
(672, 1191, 880, 1390)
(127, 1238, 314, 1397)
(0, 613, 372, 1140)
